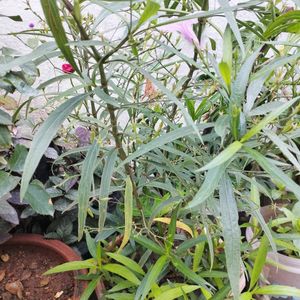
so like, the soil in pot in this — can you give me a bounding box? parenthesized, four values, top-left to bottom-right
(0, 244, 74, 300)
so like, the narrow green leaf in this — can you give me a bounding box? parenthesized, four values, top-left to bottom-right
(99, 149, 118, 230)
(107, 253, 145, 275)
(241, 96, 300, 142)
(219, 62, 231, 92)
(193, 235, 206, 272)
(155, 285, 200, 300)
(231, 48, 261, 106)
(249, 235, 269, 290)
(199, 271, 228, 278)
(219, 175, 241, 300)
(80, 277, 101, 300)
(254, 285, 300, 297)
(94, 87, 121, 108)
(176, 235, 207, 255)
(186, 163, 227, 210)
(0, 14, 22, 21)
(135, 256, 168, 300)
(250, 204, 277, 254)
(197, 141, 242, 172)
(108, 281, 135, 293)
(118, 176, 133, 252)
(171, 256, 210, 289)
(78, 141, 100, 240)
(44, 260, 95, 275)
(217, 0, 245, 57)
(244, 147, 300, 200)
(20, 94, 86, 200)
(222, 25, 232, 75)
(250, 178, 260, 207)
(40, 0, 80, 73)
(138, 0, 160, 26)
(165, 205, 179, 253)
(211, 284, 231, 300)
(133, 235, 166, 256)
(85, 231, 97, 259)
(264, 10, 300, 38)
(240, 292, 253, 300)
(106, 293, 134, 300)
(103, 264, 141, 285)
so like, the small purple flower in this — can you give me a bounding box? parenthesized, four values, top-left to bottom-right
(75, 126, 90, 146)
(28, 22, 35, 28)
(160, 19, 201, 49)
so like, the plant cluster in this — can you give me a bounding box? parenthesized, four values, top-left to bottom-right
(1, 0, 300, 299)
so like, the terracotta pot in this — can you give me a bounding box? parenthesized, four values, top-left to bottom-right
(246, 206, 300, 289)
(1, 234, 104, 300)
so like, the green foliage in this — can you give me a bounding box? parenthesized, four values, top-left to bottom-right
(3, 0, 300, 298)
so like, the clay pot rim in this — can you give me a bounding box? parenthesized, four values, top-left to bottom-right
(2, 233, 85, 300)
(4, 233, 81, 261)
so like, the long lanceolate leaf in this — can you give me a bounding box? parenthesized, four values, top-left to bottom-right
(254, 285, 300, 297)
(244, 147, 300, 200)
(40, 0, 80, 73)
(98, 149, 118, 230)
(118, 177, 133, 253)
(171, 256, 211, 289)
(197, 141, 243, 172)
(78, 141, 100, 240)
(103, 264, 141, 285)
(217, 0, 245, 58)
(134, 255, 169, 300)
(185, 164, 227, 210)
(231, 48, 261, 106)
(155, 285, 200, 300)
(219, 175, 241, 300)
(249, 235, 269, 290)
(20, 94, 86, 200)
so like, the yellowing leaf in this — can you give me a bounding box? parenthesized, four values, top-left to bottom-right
(0, 96, 18, 110)
(153, 217, 194, 237)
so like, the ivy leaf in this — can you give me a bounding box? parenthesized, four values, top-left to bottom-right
(24, 183, 54, 216)
(0, 171, 20, 199)
(0, 195, 19, 225)
(8, 145, 28, 173)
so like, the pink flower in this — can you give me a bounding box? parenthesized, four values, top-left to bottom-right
(160, 19, 200, 48)
(62, 63, 75, 74)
